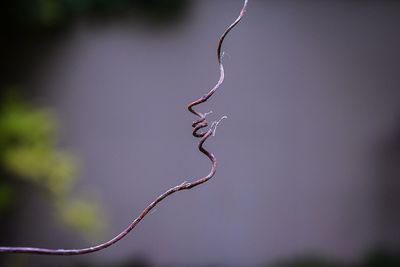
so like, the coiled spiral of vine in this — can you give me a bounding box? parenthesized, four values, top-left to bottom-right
(187, 0, 248, 188)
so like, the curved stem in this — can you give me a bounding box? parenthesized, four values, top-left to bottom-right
(0, 0, 248, 256)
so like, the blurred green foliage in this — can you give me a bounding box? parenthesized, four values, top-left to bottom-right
(0, 0, 188, 245)
(0, 90, 104, 237)
(0, 0, 189, 34)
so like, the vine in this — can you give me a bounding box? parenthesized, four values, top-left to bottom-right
(0, 0, 249, 255)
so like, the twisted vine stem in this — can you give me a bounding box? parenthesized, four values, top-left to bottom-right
(0, 0, 248, 256)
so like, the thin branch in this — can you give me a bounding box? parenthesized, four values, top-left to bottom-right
(0, 0, 249, 256)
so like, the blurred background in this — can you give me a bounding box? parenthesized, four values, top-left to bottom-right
(0, 0, 399, 266)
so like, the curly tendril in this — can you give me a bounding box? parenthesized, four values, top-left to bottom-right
(0, 0, 249, 255)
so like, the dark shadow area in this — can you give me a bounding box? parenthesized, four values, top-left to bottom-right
(376, 119, 400, 252)
(265, 251, 400, 267)
(76, 256, 153, 267)
(0, 0, 190, 90)
(267, 255, 337, 267)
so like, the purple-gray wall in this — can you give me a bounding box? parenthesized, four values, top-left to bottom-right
(15, 1, 400, 266)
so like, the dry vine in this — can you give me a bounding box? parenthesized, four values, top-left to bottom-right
(0, 0, 249, 256)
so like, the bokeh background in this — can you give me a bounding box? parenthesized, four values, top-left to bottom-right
(0, 0, 399, 267)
